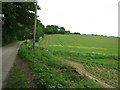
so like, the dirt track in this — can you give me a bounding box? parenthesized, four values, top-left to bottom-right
(63, 59, 115, 88)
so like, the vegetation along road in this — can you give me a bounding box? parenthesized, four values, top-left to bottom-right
(4, 34, 119, 88)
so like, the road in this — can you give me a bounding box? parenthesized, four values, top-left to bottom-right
(1, 41, 23, 89)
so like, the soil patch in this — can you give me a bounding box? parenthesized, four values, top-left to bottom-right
(63, 59, 115, 88)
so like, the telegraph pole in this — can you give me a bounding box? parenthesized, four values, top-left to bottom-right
(33, 2, 37, 49)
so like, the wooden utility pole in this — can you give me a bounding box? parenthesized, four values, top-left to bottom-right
(33, 2, 37, 49)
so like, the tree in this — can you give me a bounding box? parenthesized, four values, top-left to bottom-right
(59, 27, 66, 34)
(36, 20, 45, 42)
(2, 2, 41, 45)
(73, 32, 80, 35)
(45, 25, 71, 34)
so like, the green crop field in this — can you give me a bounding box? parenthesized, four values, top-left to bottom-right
(40, 34, 119, 87)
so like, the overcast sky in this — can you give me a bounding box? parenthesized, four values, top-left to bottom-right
(37, 0, 119, 36)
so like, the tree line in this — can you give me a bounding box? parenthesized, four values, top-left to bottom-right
(44, 25, 82, 35)
(45, 25, 70, 34)
(2, 2, 44, 45)
(2, 2, 81, 46)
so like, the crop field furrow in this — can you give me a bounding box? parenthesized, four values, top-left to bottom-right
(63, 59, 115, 88)
(40, 34, 119, 88)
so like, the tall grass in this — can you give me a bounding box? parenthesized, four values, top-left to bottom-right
(18, 42, 101, 88)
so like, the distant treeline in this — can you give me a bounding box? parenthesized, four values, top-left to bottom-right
(2, 2, 117, 46)
(2, 2, 81, 46)
(44, 25, 70, 34)
(81, 34, 118, 38)
(44, 25, 82, 35)
(2, 2, 79, 46)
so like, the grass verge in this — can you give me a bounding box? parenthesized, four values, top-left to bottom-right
(4, 63, 30, 88)
(18, 42, 101, 88)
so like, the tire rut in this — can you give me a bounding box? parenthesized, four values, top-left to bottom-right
(63, 59, 115, 88)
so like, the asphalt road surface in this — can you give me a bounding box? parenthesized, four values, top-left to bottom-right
(1, 41, 23, 89)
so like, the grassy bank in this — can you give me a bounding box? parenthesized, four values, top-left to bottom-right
(18, 41, 101, 88)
